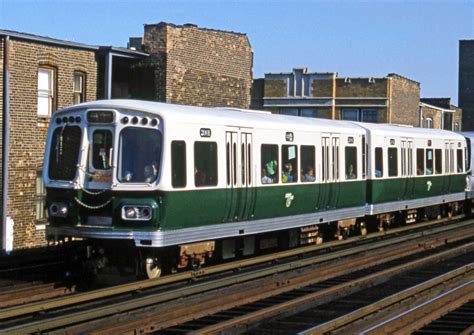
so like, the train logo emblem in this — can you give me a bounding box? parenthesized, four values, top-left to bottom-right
(427, 180, 432, 191)
(285, 193, 294, 207)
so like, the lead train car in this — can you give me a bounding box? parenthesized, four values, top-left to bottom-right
(44, 100, 467, 278)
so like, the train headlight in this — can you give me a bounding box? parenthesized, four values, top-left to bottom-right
(49, 202, 68, 218)
(122, 205, 152, 221)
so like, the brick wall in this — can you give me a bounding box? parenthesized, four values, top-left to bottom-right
(420, 105, 441, 128)
(389, 74, 420, 126)
(264, 79, 287, 97)
(459, 40, 474, 131)
(143, 23, 253, 108)
(312, 79, 333, 97)
(336, 78, 388, 97)
(6, 39, 97, 249)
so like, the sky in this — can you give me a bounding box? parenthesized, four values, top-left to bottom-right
(0, 0, 473, 104)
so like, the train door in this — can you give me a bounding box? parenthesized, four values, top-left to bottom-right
(318, 134, 340, 210)
(444, 141, 455, 192)
(401, 138, 414, 199)
(224, 130, 255, 221)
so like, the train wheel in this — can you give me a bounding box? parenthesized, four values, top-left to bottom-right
(145, 257, 162, 279)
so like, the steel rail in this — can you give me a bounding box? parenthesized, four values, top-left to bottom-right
(84, 231, 474, 335)
(360, 280, 474, 334)
(301, 265, 474, 334)
(189, 245, 474, 335)
(3, 220, 474, 334)
(0, 215, 466, 322)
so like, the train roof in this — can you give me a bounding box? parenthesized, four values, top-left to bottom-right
(58, 100, 464, 140)
(353, 122, 465, 140)
(59, 100, 366, 134)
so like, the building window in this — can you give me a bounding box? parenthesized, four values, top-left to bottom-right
(280, 108, 299, 116)
(73, 72, 86, 104)
(36, 170, 47, 220)
(341, 109, 359, 121)
(426, 117, 433, 128)
(37, 67, 55, 117)
(301, 108, 318, 118)
(279, 108, 319, 118)
(361, 109, 378, 123)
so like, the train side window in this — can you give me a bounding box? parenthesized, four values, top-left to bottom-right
(261, 144, 278, 184)
(194, 142, 218, 187)
(416, 148, 424, 175)
(435, 149, 442, 174)
(388, 148, 398, 177)
(171, 141, 186, 188)
(345, 146, 357, 180)
(301, 145, 316, 182)
(375, 147, 383, 178)
(426, 149, 433, 175)
(457, 149, 463, 172)
(282, 145, 298, 183)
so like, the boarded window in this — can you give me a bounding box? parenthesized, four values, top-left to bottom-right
(375, 147, 383, 178)
(417, 148, 424, 175)
(301, 145, 316, 182)
(261, 144, 278, 184)
(388, 148, 398, 177)
(171, 141, 186, 188)
(282, 145, 297, 183)
(345, 147, 357, 179)
(194, 142, 218, 187)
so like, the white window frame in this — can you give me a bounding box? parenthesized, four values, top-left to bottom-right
(426, 117, 433, 129)
(73, 72, 85, 104)
(37, 67, 55, 117)
(36, 170, 47, 221)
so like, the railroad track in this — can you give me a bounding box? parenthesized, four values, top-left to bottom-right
(1, 215, 474, 334)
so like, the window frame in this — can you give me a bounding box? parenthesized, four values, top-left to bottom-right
(37, 66, 56, 117)
(73, 71, 86, 104)
(194, 141, 218, 187)
(36, 169, 47, 221)
(171, 141, 187, 188)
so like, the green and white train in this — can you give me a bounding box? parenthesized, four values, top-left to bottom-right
(44, 100, 470, 278)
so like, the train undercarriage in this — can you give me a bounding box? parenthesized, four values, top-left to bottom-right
(57, 199, 467, 283)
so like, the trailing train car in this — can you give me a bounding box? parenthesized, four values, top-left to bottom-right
(44, 100, 468, 278)
(359, 123, 467, 226)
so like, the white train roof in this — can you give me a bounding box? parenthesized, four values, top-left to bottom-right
(58, 100, 463, 140)
(352, 121, 465, 140)
(59, 99, 366, 134)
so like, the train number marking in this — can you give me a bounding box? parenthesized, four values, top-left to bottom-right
(285, 193, 295, 208)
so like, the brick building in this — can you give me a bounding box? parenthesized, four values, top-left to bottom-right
(420, 98, 462, 130)
(459, 40, 474, 130)
(129, 22, 253, 108)
(252, 68, 421, 126)
(0, 23, 253, 251)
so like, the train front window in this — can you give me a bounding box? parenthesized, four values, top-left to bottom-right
(48, 125, 82, 181)
(92, 130, 113, 170)
(118, 127, 162, 183)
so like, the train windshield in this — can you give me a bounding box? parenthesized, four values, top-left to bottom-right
(48, 126, 82, 181)
(118, 127, 162, 183)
